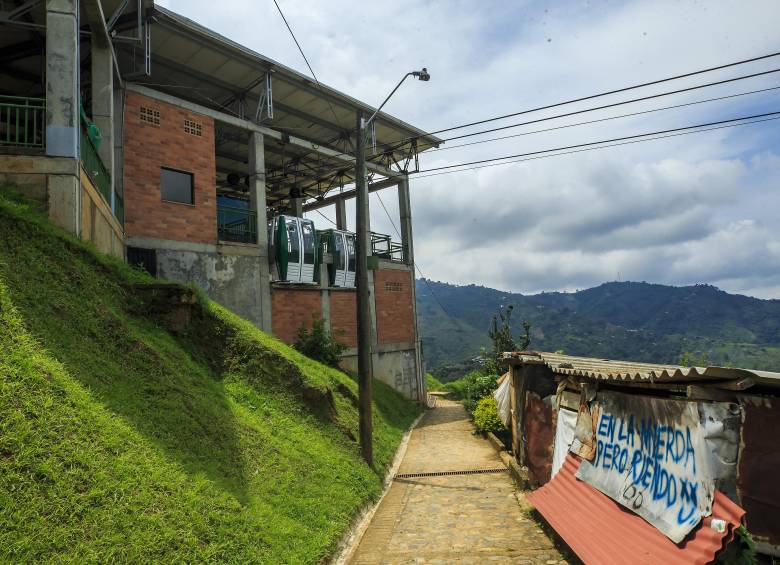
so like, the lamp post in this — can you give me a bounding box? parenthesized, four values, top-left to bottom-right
(356, 68, 430, 466)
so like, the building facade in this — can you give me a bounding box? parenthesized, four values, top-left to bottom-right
(0, 0, 439, 401)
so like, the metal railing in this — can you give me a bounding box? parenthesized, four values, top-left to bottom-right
(371, 231, 404, 262)
(0, 95, 45, 148)
(217, 204, 257, 244)
(80, 125, 112, 205)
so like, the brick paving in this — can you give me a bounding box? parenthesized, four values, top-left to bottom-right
(349, 399, 568, 564)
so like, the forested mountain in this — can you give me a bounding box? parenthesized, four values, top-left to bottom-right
(416, 280, 780, 380)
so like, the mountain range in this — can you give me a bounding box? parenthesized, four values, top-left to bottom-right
(415, 280, 780, 381)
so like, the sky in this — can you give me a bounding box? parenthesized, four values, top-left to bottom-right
(159, 0, 780, 299)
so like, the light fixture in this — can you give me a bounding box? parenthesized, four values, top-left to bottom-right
(412, 67, 430, 81)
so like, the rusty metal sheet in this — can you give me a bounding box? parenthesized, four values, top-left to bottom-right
(738, 396, 780, 553)
(575, 392, 714, 542)
(523, 391, 555, 487)
(527, 454, 746, 565)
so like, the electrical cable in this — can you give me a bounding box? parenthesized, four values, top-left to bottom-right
(425, 85, 780, 153)
(390, 51, 780, 146)
(272, 0, 344, 128)
(417, 110, 780, 173)
(412, 114, 780, 179)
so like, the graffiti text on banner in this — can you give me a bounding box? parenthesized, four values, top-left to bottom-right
(575, 393, 714, 543)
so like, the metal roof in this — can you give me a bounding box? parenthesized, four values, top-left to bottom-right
(527, 454, 745, 565)
(112, 2, 442, 205)
(504, 351, 780, 390)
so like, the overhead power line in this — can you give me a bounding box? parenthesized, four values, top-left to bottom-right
(425, 85, 780, 153)
(417, 110, 780, 173)
(413, 113, 780, 179)
(388, 51, 780, 148)
(286, 61, 780, 172)
(272, 0, 343, 128)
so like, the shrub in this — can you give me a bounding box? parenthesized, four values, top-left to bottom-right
(445, 371, 500, 413)
(472, 396, 505, 434)
(293, 316, 346, 368)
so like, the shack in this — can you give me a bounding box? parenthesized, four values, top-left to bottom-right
(503, 351, 780, 563)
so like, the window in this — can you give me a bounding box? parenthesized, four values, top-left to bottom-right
(140, 106, 160, 125)
(334, 232, 346, 270)
(346, 234, 356, 272)
(385, 281, 403, 292)
(184, 119, 202, 136)
(160, 167, 194, 204)
(286, 218, 300, 262)
(301, 221, 315, 264)
(127, 247, 157, 276)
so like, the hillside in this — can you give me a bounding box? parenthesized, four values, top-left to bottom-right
(0, 192, 420, 563)
(417, 279, 780, 379)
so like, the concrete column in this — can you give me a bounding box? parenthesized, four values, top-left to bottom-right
(335, 197, 347, 230)
(91, 39, 114, 205)
(45, 0, 81, 235)
(397, 175, 414, 265)
(46, 0, 79, 158)
(399, 174, 425, 402)
(249, 131, 272, 333)
(289, 196, 303, 217)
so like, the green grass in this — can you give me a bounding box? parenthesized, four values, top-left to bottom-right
(425, 372, 445, 391)
(0, 192, 420, 563)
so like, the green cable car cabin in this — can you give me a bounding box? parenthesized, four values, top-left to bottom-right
(269, 215, 317, 284)
(317, 228, 356, 288)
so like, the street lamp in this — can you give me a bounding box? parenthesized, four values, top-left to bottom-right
(355, 68, 430, 466)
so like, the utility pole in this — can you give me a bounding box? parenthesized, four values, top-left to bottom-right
(355, 110, 373, 466)
(354, 68, 430, 466)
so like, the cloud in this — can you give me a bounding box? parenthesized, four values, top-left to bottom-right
(160, 0, 780, 298)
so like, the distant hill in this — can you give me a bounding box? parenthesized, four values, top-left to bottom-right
(416, 279, 780, 380)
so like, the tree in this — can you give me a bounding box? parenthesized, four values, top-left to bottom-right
(484, 305, 531, 375)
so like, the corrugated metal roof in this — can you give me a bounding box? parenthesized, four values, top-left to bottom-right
(527, 455, 745, 565)
(504, 351, 780, 389)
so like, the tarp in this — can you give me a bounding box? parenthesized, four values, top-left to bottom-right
(551, 407, 577, 479)
(574, 392, 714, 543)
(494, 373, 511, 427)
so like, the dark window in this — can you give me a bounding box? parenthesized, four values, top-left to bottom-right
(346, 234, 356, 271)
(127, 247, 157, 276)
(334, 232, 346, 270)
(161, 167, 194, 204)
(287, 218, 300, 262)
(301, 221, 315, 264)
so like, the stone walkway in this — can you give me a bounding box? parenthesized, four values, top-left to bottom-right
(349, 399, 568, 564)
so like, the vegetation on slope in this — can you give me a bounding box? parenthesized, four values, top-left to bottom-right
(0, 192, 420, 563)
(417, 279, 780, 378)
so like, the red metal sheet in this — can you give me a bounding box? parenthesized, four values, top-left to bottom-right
(527, 454, 745, 565)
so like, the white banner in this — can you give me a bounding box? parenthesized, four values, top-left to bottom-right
(574, 393, 714, 543)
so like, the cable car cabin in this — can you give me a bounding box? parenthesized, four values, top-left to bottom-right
(318, 229, 356, 288)
(269, 215, 317, 283)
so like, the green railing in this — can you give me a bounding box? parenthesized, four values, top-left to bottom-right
(371, 231, 404, 262)
(80, 125, 112, 204)
(0, 95, 45, 148)
(217, 204, 257, 244)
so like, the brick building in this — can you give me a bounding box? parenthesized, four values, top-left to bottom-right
(1, 1, 440, 401)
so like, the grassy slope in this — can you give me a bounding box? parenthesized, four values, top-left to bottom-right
(0, 193, 420, 563)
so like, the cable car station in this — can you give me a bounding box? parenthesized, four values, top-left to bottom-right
(0, 0, 441, 401)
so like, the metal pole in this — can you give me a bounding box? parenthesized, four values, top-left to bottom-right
(355, 110, 373, 466)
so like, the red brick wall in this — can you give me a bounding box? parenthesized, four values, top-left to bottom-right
(123, 91, 217, 244)
(374, 269, 415, 344)
(272, 287, 322, 344)
(330, 290, 357, 347)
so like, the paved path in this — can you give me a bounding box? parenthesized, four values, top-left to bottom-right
(349, 399, 567, 564)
